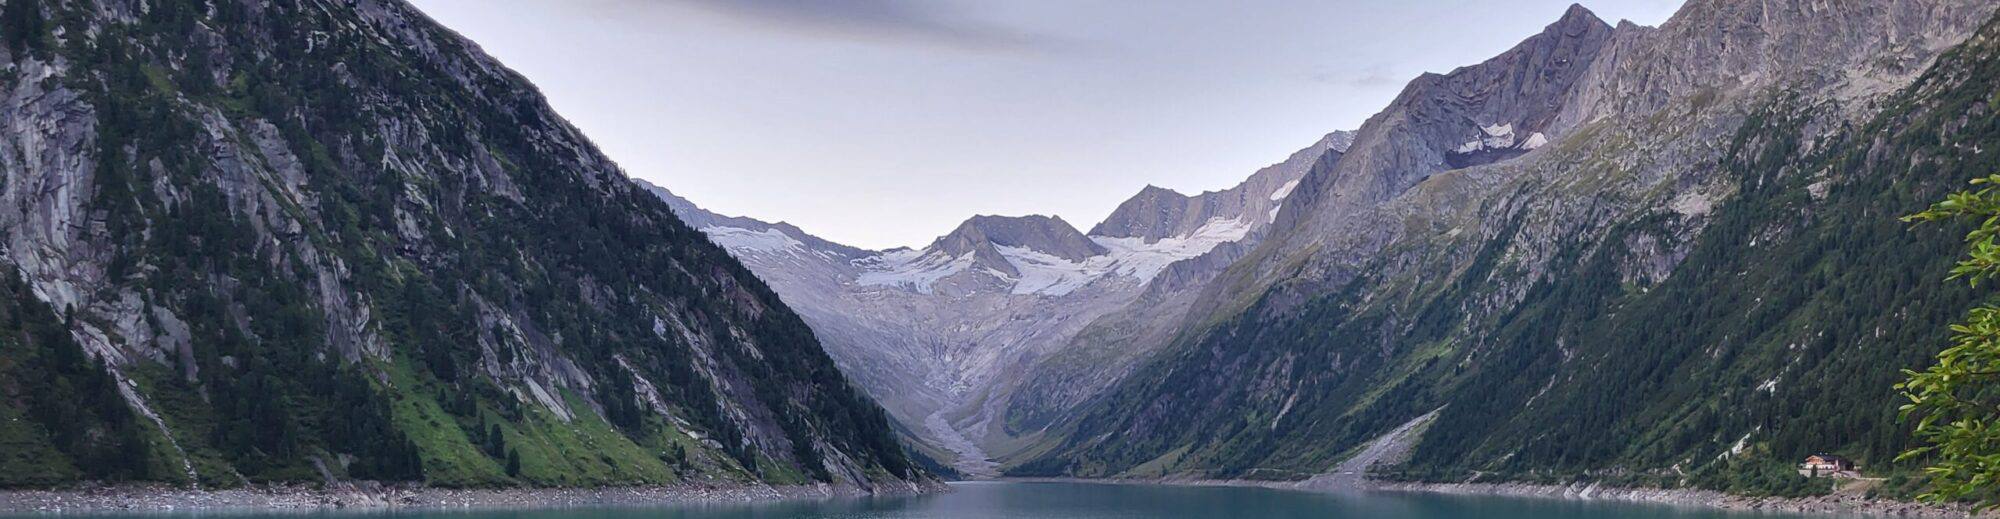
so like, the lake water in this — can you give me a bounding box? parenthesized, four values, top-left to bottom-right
(42, 482, 1848, 519)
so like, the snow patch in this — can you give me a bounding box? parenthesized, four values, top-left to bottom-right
(996, 246, 1103, 296)
(1091, 217, 1253, 282)
(1453, 123, 1547, 154)
(1480, 124, 1517, 150)
(1269, 179, 1301, 201)
(702, 226, 802, 254)
(1521, 132, 1548, 150)
(854, 249, 974, 294)
(854, 217, 1257, 297)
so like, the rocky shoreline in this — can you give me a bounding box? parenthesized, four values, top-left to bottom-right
(1011, 476, 1977, 517)
(0, 480, 950, 515)
(5, 477, 1970, 517)
(1364, 481, 1977, 518)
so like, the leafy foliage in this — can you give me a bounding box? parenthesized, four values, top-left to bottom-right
(1896, 174, 2000, 506)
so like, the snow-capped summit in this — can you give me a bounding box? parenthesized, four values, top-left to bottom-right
(934, 215, 1105, 265)
(851, 212, 1250, 297)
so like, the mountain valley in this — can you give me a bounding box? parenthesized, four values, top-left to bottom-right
(661, 0, 2000, 496)
(646, 129, 1352, 475)
(3, 0, 2000, 512)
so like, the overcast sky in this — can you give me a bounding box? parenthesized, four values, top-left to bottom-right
(407, 0, 1681, 250)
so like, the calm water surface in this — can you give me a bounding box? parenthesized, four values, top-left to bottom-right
(46, 482, 1854, 519)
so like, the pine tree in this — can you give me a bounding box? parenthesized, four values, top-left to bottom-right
(2, 0, 43, 54)
(485, 423, 504, 458)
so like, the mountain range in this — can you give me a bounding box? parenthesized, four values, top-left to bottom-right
(662, 0, 2000, 496)
(644, 128, 1351, 475)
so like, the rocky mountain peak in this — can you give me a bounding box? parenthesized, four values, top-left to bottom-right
(1089, 187, 1194, 241)
(1556, 3, 1601, 28)
(933, 214, 1106, 264)
(1091, 130, 1349, 243)
(1319, 130, 1358, 154)
(1136, 184, 1188, 199)
(1555, 0, 1995, 132)
(635, 180, 715, 228)
(1278, 3, 1614, 233)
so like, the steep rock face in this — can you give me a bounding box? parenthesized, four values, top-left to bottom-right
(655, 132, 1343, 476)
(0, 0, 923, 489)
(1014, 0, 1998, 482)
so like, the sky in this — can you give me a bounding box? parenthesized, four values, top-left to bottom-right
(407, 0, 1681, 250)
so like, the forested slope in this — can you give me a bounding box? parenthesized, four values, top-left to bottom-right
(0, 0, 923, 489)
(1012, 1, 2000, 496)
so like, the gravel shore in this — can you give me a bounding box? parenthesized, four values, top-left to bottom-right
(0, 480, 949, 515)
(1012, 476, 1977, 517)
(1365, 481, 1977, 518)
(1005, 412, 1977, 519)
(8, 477, 1964, 517)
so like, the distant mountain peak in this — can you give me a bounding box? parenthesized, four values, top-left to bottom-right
(1320, 130, 1358, 154)
(1090, 129, 1348, 242)
(1136, 184, 1188, 198)
(1558, 3, 1600, 25)
(933, 214, 1106, 265)
(636, 179, 868, 259)
(1277, 1, 1616, 224)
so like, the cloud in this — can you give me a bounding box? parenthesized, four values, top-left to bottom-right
(657, 0, 1051, 53)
